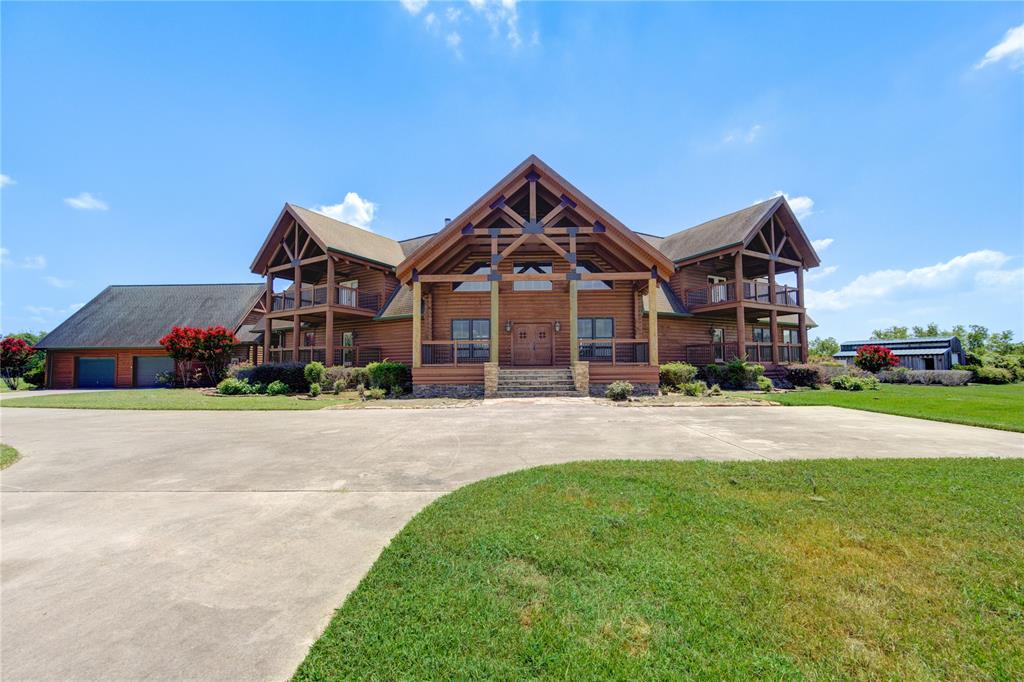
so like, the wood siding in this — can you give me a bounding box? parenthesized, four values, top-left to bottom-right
(47, 348, 172, 389)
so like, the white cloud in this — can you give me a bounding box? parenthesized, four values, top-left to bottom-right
(445, 31, 463, 58)
(468, 0, 523, 49)
(445, 7, 461, 22)
(314, 192, 378, 230)
(723, 124, 762, 144)
(424, 11, 437, 28)
(64, 192, 109, 211)
(1, 248, 47, 270)
(811, 237, 834, 252)
(805, 265, 837, 282)
(45, 276, 75, 289)
(975, 24, 1024, 70)
(976, 266, 1024, 288)
(0, 174, 13, 188)
(806, 249, 1013, 311)
(755, 191, 814, 220)
(400, 0, 428, 15)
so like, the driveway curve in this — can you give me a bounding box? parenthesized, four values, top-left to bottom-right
(2, 401, 1022, 680)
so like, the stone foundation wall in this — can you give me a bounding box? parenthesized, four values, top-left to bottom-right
(589, 382, 658, 398)
(484, 362, 499, 398)
(571, 361, 589, 394)
(412, 383, 484, 399)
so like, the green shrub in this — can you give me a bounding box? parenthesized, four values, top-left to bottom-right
(605, 381, 633, 401)
(22, 366, 45, 387)
(830, 375, 880, 391)
(366, 360, 410, 395)
(328, 366, 370, 390)
(252, 382, 267, 395)
(756, 376, 774, 392)
(309, 382, 322, 397)
(707, 383, 722, 396)
(878, 369, 972, 386)
(304, 362, 327, 387)
(227, 362, 254, 379)
(241, 362, 308, 392)
(365, 387, 387, 400)
(975, 366, 1013, 384)
(266, 380, 289, 396)
(333, 379, 346, 395)
(216, 377, 253, 395)
(659, 362, 698, 390)
(785, 364, 826, 388)
(679, 380, 707, 397)
(702, 358, 765, 389)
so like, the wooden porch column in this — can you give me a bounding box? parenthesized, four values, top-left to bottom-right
(292, 311, 300, 360)
(264, 273, 273, 365)
(325, 257, 335, 366)
(648, 278, 659, 366)
(569, 279, 579, 363)
(796, 265, 805, 308)
(768, 258, 777, 306)
(770, 308, 779, 363)
(490, 280, 500, 364)
(798, 311, 808, 363)
(412, 280, 422, 369)
(734, 251, 746, 359)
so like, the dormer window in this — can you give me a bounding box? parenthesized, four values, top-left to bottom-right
(453, 263, 490, 292)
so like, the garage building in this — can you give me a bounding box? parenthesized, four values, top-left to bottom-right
(36, 284, 265, 389)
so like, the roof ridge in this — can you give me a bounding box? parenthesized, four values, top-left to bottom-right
(288, 203, 402, 244)
(663, 196, 779, 242)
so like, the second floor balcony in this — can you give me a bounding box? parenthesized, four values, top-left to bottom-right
(683, 279, 801, 310)
(270, 283, 382, 314)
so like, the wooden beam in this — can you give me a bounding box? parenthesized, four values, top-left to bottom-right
(770, 308, 779, 364)
(735, 252, 746, 359)
(292, 311, 300, 359)
(536, 233, 570, 261)
(281, 239, 295, 261)
(540, 203, 565, 227)
(417, 273, 490, 283)
(774, 235, 788, 258)
(412, 281, 422, 369)
(798, 310, 808, 363)
(579, 271, 651, 281)
(499, 232, 533, 259)
(742, 249, 801, 267)
(796, 266, 805, 310)
(500, 204, 526, 227)
(490, 280, 499, 364)
(569, 279, 579, 363)
(768, 258, 777, 308)
(529, 179, 537, 222)
(325, 257, 335, 367)
(264, 274, 273, 365)
(648, 279, 659, 366)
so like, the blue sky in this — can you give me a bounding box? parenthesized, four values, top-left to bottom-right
(2, 1, 1022, 343)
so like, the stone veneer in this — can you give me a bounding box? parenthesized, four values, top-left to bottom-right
(571, 361, 589, 394)
(589, 383, 658, 398)
(483, 362, 499, 398)
(412, 383, 484, 399)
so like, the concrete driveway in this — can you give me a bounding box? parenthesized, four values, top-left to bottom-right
(2, 401, 1022, 680)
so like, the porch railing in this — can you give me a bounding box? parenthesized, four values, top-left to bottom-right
(684, 343, 740, 366)
(579, 338, 649, 365)
(683, 279, 801, 309)
(422, 340, 490, 366)
(266, 345, 382, 366)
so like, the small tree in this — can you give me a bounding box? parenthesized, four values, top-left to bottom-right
(0, 336, 37, 390)
(195, 326, 238, 384)
(854, 344, 899, 373)
(808, 336, 839, 360)
(160, 326, 238, 386)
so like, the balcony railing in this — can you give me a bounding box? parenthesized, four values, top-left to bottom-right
(684, 343, 741, 366)
(422, 340, 490, 366)
(579, 338, 649, 365)
(270, 284, 381, 313)
(683, 279, 801, 309)
(267, 345, 382, 366)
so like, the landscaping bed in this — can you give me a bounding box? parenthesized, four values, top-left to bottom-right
(294, 459, 1024, 680)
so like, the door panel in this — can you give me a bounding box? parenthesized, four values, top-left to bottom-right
(134, 356, 174, 387)
(76, 357, 115, 388)
(512, 324, 553, 366)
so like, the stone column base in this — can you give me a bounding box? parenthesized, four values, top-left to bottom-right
(571, 361, 589, 394)
(484, 362, 499, 398)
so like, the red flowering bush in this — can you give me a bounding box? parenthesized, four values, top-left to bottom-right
(854, 344, 900, 373)
(0, 336, 37, 390)
(160, 326, 238, 387)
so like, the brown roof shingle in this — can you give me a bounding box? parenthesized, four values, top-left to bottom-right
(657, 198, 779, 263)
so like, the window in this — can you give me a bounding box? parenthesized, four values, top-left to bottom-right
(711, 327, 725, 362)
(453, 264, 490, 292)
(782, 329, 799, 345)
(752, 327, 771, 343)
(513, 262, 552, 291)
(452, 318, 490, 362)
(577, 261, 612, 290)
(578, 317, 614, 361)
(302, 331, 317, 347)
(271, 331, 286, 349)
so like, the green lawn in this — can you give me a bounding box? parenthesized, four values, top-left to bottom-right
(1, 388, 358, 410)
(747, 383, 1024, 432)
(294, 459, 1023, 680)
(0, 379, 37, 392)
(0, 444, 21, 469)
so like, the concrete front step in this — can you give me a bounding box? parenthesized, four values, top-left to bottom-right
(492, 391, 585, 398)
(492, 367, 580, 397)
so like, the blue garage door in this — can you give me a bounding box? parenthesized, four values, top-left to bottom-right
(76, 357, 115, 388)
(134, 356, 174, 387)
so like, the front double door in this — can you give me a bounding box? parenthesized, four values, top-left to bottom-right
(512, 323, 553, 366)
